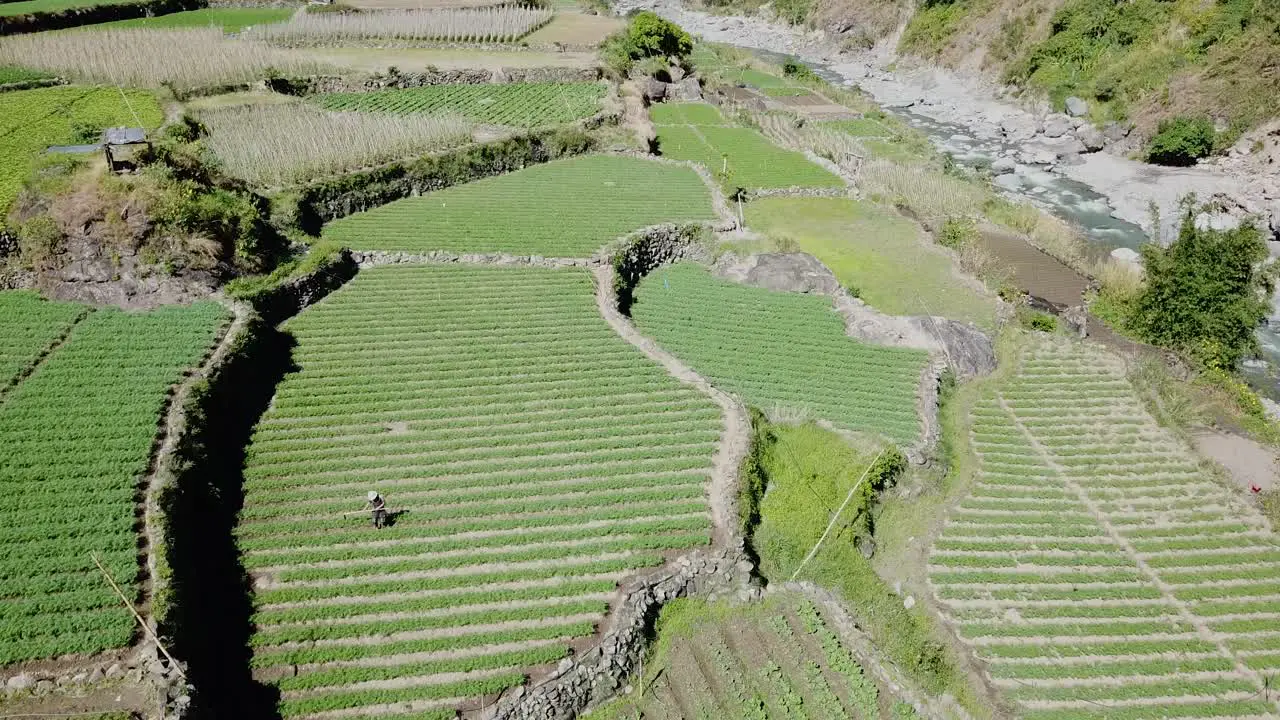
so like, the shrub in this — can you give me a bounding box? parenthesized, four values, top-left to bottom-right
(1018, 308, 1058, 332)
(1146, 116, 1216, 166)
(601, 12, 691, 77)
(1129, 204, 1273, 370)
(782, 58, 819, 81)
(937, 216, 977, 250)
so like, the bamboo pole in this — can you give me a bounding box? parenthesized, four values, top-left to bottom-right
(90, 552, 187, 680)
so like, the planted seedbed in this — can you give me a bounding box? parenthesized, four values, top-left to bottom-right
(930, 337, 1280, 717)
(630, 262, 926, 445)
(0, 297, 228, 664)
(315, 81, 605, 128)
(239, 264, 721, 718)
(321, 154, 717, 257)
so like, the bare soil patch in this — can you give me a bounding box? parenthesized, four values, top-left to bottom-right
(1192, 429, 1280, 493)
(524, 11, 621, 47)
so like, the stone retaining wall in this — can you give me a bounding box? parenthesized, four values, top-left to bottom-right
(489, 545, 760, 720)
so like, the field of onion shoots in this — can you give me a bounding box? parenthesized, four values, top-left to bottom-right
(631, 262, 927, 445)
(243, 7, 551, 46)
(930, 337, 1280, 719)
(0, 294, 228, 664)
(321, 155, 717, 257)
(239, 264, 722, 718)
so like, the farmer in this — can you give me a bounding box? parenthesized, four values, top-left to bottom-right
(365, 490, 387, 529)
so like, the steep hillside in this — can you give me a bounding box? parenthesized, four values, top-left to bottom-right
(901, 0, 1280, 143)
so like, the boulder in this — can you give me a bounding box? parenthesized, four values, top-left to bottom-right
(1065, 96, 1089, 117)
(1102, 121, 1131, 143)
(641, 78, 668, 103)
(1077, 125, 1106, 153)
(667, 63, 685, 83)
(712, 252, 842, 295)
(1268, 202, 1280, 240)
(1042, 114, 1073, 138)
(991, 157, 1016, 175)
(6, 673, 33, 691)
(1110, 247, 1142, 267)
(1194, 212, 1241, 233)
(670, 77, 702, 101)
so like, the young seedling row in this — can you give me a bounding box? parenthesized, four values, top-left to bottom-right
(321, 155, 717, 258)
(631, 262, 927, 445)
(0, 300, 228, 664)
(240, 265, 722, 718)
(315, 82, 606, 129)
(930, 338, 1280, 719)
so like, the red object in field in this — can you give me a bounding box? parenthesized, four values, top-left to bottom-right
(1251, 483, 1263, 494)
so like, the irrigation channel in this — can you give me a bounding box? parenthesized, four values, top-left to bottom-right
(753, 46, 1280, 398)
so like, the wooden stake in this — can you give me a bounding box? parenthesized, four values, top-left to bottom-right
(90, 552, 187, 680)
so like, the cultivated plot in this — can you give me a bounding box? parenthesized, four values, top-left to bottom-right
(653, 103, 843, 190)
(315, 81, 605, 128)
(0, 299, 228, 664)
(589, 594, 905, 720)
(88, 7, 292, 32)
(239, 264, 722, 718)
(930, 337, 1280, 719)
(0, 291, 85, 389)
(631, 262, 927, 445)
(321, 154, 717, 257)
(243, 7, 551, 46)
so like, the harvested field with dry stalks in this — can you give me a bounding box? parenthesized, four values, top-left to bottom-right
(199, 103, 475, 187)
(0, 28, 323, 91)
(243, 7, 552, 46)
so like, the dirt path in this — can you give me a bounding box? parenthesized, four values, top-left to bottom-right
(996, 394, 1280, 714)
(1192, 429, 1280, 494)
(592, 264, 750, 545)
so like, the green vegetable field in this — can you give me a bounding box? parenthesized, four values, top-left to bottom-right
(631, 262, 927, 444)
(0, 86, 163, 213)
(0, 0, 136, 17)
(239, 264, 722, 718)
(930, 337, 1280, 718)
(0, 291, 85, 390)
(652, 102, 843, 190)
(589, 593, 897, 719)
(321, 154, 717, 256)
(315, 82, 606, 128)
(0, 297, 227, 664)
(88, 7, 292, 32)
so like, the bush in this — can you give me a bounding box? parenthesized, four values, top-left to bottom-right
(1017, 308, 1057, 332)
(936, 216, 977, 250)
(1128, 204, 1273, 370)
(601, 11, 691, 77)
(1146, 116, 1216, 166)
(781, 58, 818, 82)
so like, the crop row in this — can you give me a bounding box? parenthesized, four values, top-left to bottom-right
(244, 7, 551, 45)
(0, 291, 85, 389)
(932, 338, 1278, 716)
(631, 262, 926, 444)
(0, 298, 227, 664)
(239, 265, 719, 717)
(322, 154, 717, 257)
(316, 82, 605, 128)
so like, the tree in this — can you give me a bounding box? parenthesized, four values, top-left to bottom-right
(1128, 203, 1274, 370)
(625, 11, 692, 59)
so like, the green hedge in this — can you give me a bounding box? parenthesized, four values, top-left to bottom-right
(0, 0, 202, 35)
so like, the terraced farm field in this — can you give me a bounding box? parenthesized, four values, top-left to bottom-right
(0, 298, 228, 664)
(652, 102, 844, 191)
(631, 262, 926, 445)
(321, 154, 718, 256)
(0, 291, 86, 390)
(315, 81, 606, 128)
(930, 337, 1280, 719)
(239, 265, 722, 718)
(589, 593, 912, 719)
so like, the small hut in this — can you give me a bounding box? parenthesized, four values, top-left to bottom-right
(102, 127, 149, 173)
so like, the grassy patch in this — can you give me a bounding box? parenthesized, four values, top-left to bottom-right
(0, 65, 53, 86)
(0, 0, 136, 17)
(749, 419, 986, 711)
(822, 117, 892, 138)
(744, 196, 996, 329)
(321, 154, 717, 256)
(88, 7, 292, 32)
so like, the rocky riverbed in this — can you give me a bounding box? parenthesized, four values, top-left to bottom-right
(617, 0, 1280, 250)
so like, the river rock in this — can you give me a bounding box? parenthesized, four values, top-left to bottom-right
(991, 157, 1016, 174)
(1103, 121, 1131, 143)
(6, 673, 33, 691)
(1043, 114, 1073, 138)
(1110, 247, 1142, 267)
(1077, 125, 1106, 153)
(994, 173, 1024, 190)
(1267, 202, 1280, 239)
(1065, 96, 1089, 117)
(1194, 212, 1241, 232)
(1019, 147, 1059, 166)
